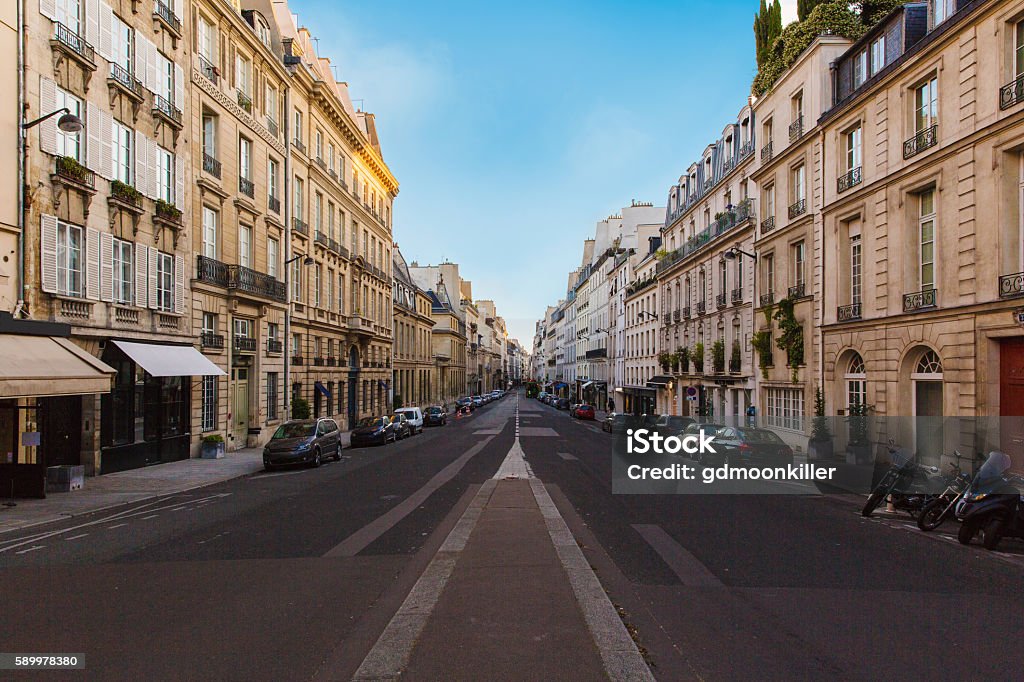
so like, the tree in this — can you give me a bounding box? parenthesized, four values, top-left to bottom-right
(855, 0, 904, 27)
(798, 0, 824, 21)
(753, 0, 783, 69)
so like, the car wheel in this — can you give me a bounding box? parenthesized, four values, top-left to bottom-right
(311, 448, 322, 468)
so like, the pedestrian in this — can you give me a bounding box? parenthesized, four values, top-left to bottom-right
(607, 397, 615, 413)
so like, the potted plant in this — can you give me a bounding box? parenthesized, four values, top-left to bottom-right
(691, 342, 704, 373)
(156, 199, 182, 223)
(56, 155, 90, 183)
(808, 387, 833, 460)
(677, 346, 690, 373)
(669, 352, 680, 373)
(200, 434, 225, 459)
(846, 401, 872, 463)
(291, 396, 311, 420)
(730, 341, 741, 373)
(658, 352, 671, 372)
(711, 339, 725, 374)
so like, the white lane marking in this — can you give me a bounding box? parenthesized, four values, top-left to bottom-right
(632, 524, 724, 587)
(107, 523, 128, 529)
(140, 515, 158, 520)
(64, 533, 89, 541)
(15, 545, 44, 555)
(556, 452, 578, 461)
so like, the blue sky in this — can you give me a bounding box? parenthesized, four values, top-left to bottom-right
(292, 0, 798, 345)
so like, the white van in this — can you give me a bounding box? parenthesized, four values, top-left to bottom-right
(393, 407, 424, 435)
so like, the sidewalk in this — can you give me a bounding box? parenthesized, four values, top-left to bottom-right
(0, 447, 266, 534)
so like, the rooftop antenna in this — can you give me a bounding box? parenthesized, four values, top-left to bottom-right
(313, 37, 320, 52)
(332, 65, 339, 81)
(353, 98, 364, 111)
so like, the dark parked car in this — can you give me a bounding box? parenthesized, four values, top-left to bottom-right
(711, 426, 795, 466)
(680, 423, 728, 464)
(601, 412, 636, 433)
(350, 415, 399, 447)
(555, 398, 570, 410)
(654, 415, 696, 436)
(424, 405, 448, 426)
(455, 397, 475, 413)
(263, 418, 341, 469)
(573, 404, 596, 420)
(390, 413, 412, 440)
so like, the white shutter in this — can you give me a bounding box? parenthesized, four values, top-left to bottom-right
(84, 0, 99, 48)
(85, 228, 100, 301)
(135, 134, 150, 198)
(146, 38, 159, 95)
(86, 101, 101, 172)
(173, 64, 184, 111)
(38, 76, 58, 155)
(174, 254, 184, 313)
(100, 231, 113, 302)
(174, 152, 184, 209)
(150, 137, 162, 200)
(98, 108, 113, 180)
(40, 215, 58, 294)
(173, 0, 183, 22)
(139, 36, 153, 93)
(134, 243, 148, 307)
(39, 0, 58, 23)
(97, 1, 113, 63)
(148, 246, 158, 309)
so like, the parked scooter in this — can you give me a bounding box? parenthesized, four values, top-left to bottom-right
(956, 451, 1024, 550)
(861, 441, 941, 518)
(917, 451, 977, 531)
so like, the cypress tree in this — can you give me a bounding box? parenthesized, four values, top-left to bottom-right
(798, 0, 824, 22)
(754, 0, 783, 68)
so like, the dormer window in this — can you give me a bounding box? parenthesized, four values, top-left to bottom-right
(932, 0, 954, 26)
(870, 35, 886, 76)
(256, 17, 271, 48)
(853, 50, 868, 88)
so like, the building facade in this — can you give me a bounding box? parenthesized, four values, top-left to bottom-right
(393, 247, 435, 408)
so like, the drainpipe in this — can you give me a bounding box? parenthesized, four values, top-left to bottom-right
(15, 0, 26, 314)
(818, 125, 827, 407)
(282, 79, 292, 422)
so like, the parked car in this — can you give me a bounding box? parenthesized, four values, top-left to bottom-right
(654, 415, 696, 437)
(537, 392, 549, 402)
(472, 396, 484, 408)
(390, 413, 413, 440)
(555, 398, 570, 410)
(712, 427, 795, 466)
(350, 415, 399, 447)
(455, 397, 475, 413)
(601, 412, 636, 434)
(680, 422, 728, 464)
(394, 407, 424, 434)
(424, 405, 448, 426)
(573, 404, 596, 420)
(263, 418, 342, 469)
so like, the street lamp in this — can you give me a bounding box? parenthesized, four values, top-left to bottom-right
(723, 246, 757, 261)
(22, 107, 84, 133)
(636, 311, 658, 321)
(283, 253, 315, 419)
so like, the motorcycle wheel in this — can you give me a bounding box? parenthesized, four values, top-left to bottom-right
(917, 498, 949, 532)
(958, 518, 979, 545)
(982, 516, 1004, 551)
(862, 490, 886, 517)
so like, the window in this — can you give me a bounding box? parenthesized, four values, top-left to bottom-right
(328, 143, 335, 171)
(932, 0, 954, 26)
(197, 15, 215, 63)
(314, 264, 322, 307)
(268, 158, 279, 202)
(202, 207, 217, 258)
(791, 164, 805, 203)
(326, 270, 333, 311)
(157, 147, 173, 203)
(266, 83, 278, 126)
(291, 258, 302, 302)
(291, 332, 301, 356)
(239, 137, 252, 180)
(338, 274, 345, 312)
(202, 312, 217, 337)
(314, 191, 323, 235)
(914, 76, 938, 133)
(294, 177, 304, 219)
(267, 373, 278, 421)
(56, 221, 82, 297)
(845, 125, 862, 172)
(853, 50, 868, 88)
(792, 241, 806, 288)
(267, 237, 279, 279)
(157, 52, 173, 104)
(55, 87, 82, 160)
(294, 110, 303, 142)
(919, 189, 936, 290)
(55, 0, 81, 35)
(1017, 21, 1024, 80)
(112, 13, 133, 74)
(155, 252, 173, 311)
(112, 121, 133, 185)
(763, 253, 774, 295)
(766, 387, 804, 431)
(315, 129, 323, 160)
(202, 115, 216, 158)
(328, 201, 335, 240)
(845, 354, 866, 410)
(234, 318, 252, 343)
(112, 238, 132, 304)
(870, 35, 886, 76)
(851, 235, 862, 306)
(201, 375, 217, 431)
(239, 225, 252, 268)
(764, 184, 775, 219)
(235, 53, 252, 96)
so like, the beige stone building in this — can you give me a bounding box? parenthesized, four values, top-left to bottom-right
(818, 0, 1024, 458)
(622, 241, 660, 414)
(393, 246, 435, 408)
(1, 0, 18, 313)
(409, 263, 468, 406)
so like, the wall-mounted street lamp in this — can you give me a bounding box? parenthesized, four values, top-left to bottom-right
(22, 107, 84, 133)
(723, 246, 756, 261)
(636, 311, 659, 321)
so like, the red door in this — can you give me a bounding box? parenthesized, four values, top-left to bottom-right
(1000, 338, 1024, 464)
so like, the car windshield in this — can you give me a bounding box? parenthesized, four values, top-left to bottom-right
(738, 428, 784, 444)
(272, 423, 315, 439)
(427, 407, 442, 414)
(356, 417, 383, 428)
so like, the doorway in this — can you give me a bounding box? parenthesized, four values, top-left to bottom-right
(911, 349, 943, 460)
(1000, 338, 1024, 462)
(232, 368, 249, 444)
(41, 395, 82, 466)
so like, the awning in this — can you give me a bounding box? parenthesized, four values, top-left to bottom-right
(581, 381, 593, 389)
(315, 381, 331, 398)
(646, 375, 673, 388)
(112, 340, 226, 377)
(0, 334, 116, 398)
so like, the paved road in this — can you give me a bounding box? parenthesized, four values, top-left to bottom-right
(3, 392, 1023, 680)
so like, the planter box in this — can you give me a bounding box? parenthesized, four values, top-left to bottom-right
(46, 465, 84, 492)
(200, 441, 225, 459)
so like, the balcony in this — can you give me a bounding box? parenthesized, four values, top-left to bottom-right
(292, 217, 308, 236)
(761, 140, 773, 162)
(788, 283, 806, 299)
(731, 288, 743, 304)
(696, 301, 707, 315)
(837, 303, 862, 321)
(837, 166, 862, 193)
(788, 198, 806, 220)
(266, 117, 279, 137)
(237, 90, 253, 113)
(239, 177, 254, 198)
(52, 22, 96, 69)
(109, 181, 143, 210)
(737, 140, 755, 162)
(759, 291, 775, 308)
(903, 124, 938, 159)
(153, 0, 182, 36)
(197, 256, 229, 286)
(585, 348, 607, 360)
(902, 288, 937, 313)
(315, 232, 330, 248)
(108, 63, 143, 100)
(268, 195, 281, 214)
(788, 116, 804, 142)
(203, 153, 221, 179)
(999, 272, 1024, 299)
(1000, 74, 1024, 110)
(152, 94, 182, 128)
(682, 306, 691, 318)
(716, 293, 727, 309)
(234, 336, 257, 353)
(196, 256, 286, 302)
(292, 138, 307, 155)
(200, 332, 224, 350)
(760, 216, 775, 234)
(313, 357, 325, 366)
(53, 156, 95, 190)
(267, 339, 283, 354)
(673, 309, 681, 322)
(198, 54, 218, 84)
(291, 355, 304, 366)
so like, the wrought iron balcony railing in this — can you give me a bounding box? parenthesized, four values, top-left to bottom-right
(903, 124, 938, 159)
(196, 256, 286, 302)
(234, 336, 257, 352)
(1000, 74, 1024, 110)
(761, 140, 773, 162)
(999, 272, 1024, 299)
(53, 22, 95, 66)
(760, 215, 775, 234)
(267, 339, 283, 354)
(291, 356, 304, 366)
(237, 90, 253, 113)
(239, 177, 254, 198)
(315, 232, 330, 248)
(266, 117, 279, 137)
(292, 217, 308, 236)
(203, 153, 221, 178)
(268, 195, 280, 214)
(731, 288, 743, 304)
(716, 293, 727, 309)
(837, 303, 862, 321)
(292, 138, 306, 155)
(837, 166, 862, 193)
(759, 291, 775, 307)
(903, 288, 937, 312)
(154, 0, 182, 34)
(198, 54, 218, 84)
(788, 115, 804, 142)
(788, 283, 806, 299)
(200, 332, 224, 349)
(696, 301, 706, 315)
(152, 94, 182, 126)
(109, 63, 142, 98)
(788, 198, 806, 219)
(54, 157, 95, 189)
(673, 309, 681, 322)
(682, 306, 691, 318)
(197, 256, 229, 286)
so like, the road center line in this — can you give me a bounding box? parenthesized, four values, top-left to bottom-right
(64, 533, 89, 541)
(107, 523, 128, 529)
(15, 545, 44, 554)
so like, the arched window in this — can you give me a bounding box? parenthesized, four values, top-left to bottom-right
(844, 352, 866, 409)
(914, 350, 942, 377)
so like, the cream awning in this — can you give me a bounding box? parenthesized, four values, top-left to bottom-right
(0, 335, 116, 399)
(112, 340, 226, 377)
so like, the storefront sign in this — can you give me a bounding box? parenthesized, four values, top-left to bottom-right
(21, 431, 40, 447)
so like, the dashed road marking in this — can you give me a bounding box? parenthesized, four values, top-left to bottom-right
(15, 545, 44, 555)
(64, 533, 89, 541)
(140, 515, 158, 520)
(107, 523, 127, 529)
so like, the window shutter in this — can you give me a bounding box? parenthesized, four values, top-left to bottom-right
(144, 37, 158, 94)
(150, 136, 161, 200)
(135, 243, 147, 307)
(39, 0, 57, 23)
(173, 64, 184, 110)
(97, 1, 113, 63)
(86, 101, 101, 172)
(40, 214, 58, 294)
(174, 254, 184, 313)
(98, 108, 114, 180)
(148, 246, 158, 309)
(135, 134, 151, 198)
(85, 228, 100, 301)
(174, 152, 184, 209)
(38, 76, 58, 155)
(100, 231, 113, 302)
(84, 0, 99, 48)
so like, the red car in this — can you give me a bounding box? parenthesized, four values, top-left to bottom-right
(573, 404, 596, 420)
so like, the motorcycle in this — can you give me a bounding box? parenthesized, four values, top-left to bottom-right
(861, 441, 941, 518)
(956, 451, 1024, 550)
(916, 451, 977, 531)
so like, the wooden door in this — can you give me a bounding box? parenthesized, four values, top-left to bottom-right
(1000, 339, 1024, 463)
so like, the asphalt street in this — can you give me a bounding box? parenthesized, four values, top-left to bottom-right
(3, 392, 1023, 680)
